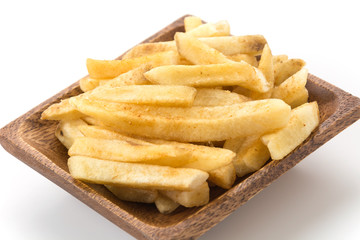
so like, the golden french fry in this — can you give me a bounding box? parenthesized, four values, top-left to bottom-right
(55, 119, 87, 149)
(144, 62, 270, 92)
(261, 102, 320, 160)
(122, 42, 176, 59)
(79, 76, 102, 92)
(198, 35, 267, 55)
(87, 85, 197, 107)
(105, 185, 158, 203)
(273, 55, 288, 65)
(87, 51, 178, 79)
(274, 58, 306, 86)
(68, 156, 209, 191)
(68, 137, 192, 167)
(193, 88, 249, 106)
(208, 163, 236, 189)
(184, 16, 203, 32)
(155, 194, 180, 214)
(223, 136, 246, 153)
(99, 64, 152, 87)
(78, 125, 235, 172)
(175, 32, 232, 64)
(232, 136, 270, 177)
(272, 68, 308, 107)
(186, 20, 230, 37)
(227, 53, 258, 67)
(41, 98, 84, 121)
(258, 44, 274, 89)
(70, 96, 291, 142)
(161, 182, 209, 207)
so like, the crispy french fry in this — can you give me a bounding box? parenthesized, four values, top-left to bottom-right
(186, 20, 230, 37)
(68, 156, 209, 191)
(161, 182, 209, 207)
(227, 53, 258, 67)
(258, 44, 274, 89)
(78, 125, 235, 172)
(261, 102, 320, 160)
(70, 96, 291, 142)
(87, 85, 197, 107)
(99, 64, 152, 87)
(175, 32, 232, 64)
(274, 58, 306, 86)
(184, 16, 203, 32)
(199, 35, 267, 55)
(55, 119, 87, 149)
(79, 76, 102, 92)
(41, 98, 84, 121)
(144, 62, 270, 92)
(122, 42, 176, 59)
(208, 163, 236, 189)
(273, 55, 288, 66)
(87, 51, 178, 79)
(105, 185, 158, 203)
(68, 137, 192, 167)
(155, 194, 180, 214)
(223, 136, 246, 153)
(272, 68, 308, 107)
(193, 88, 248, 106)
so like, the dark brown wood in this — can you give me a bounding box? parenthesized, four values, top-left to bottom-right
(1, 15, 360, 240)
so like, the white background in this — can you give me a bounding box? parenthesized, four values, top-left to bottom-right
(1, 0, 359, 239)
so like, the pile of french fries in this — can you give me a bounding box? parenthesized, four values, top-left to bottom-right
(41, 16, 320, 214)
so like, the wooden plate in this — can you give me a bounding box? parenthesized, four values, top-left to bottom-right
(1, 15, 360, 240)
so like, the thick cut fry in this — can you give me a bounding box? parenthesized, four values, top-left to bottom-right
(100, 64, 152, 87)
(261, 102, 320, 160)
(68, 156, 209, 191)
(208, 163, 236, 189)
(87, 85, 197, 107)
(41, 98, 84, 121)
(272, 68, 308, 108)
(161, 182, 209, 207)
(175, 32, 232, 64)
(79, 125, 235, 172)
(223, 136, 246, 153)
(274, 58, 306, 86)
(79, 76, 102, 92)
(144, 62, 270, 92)
(184, 16, 203, 32)
(232, 136, 270, 177)
(258, 44, 274, 89)
(199, 35, 267, 55)
(273, 55, 288, 65)
(227, 53, 258, 67)
(68, 137, 192, 167)
(55, 119, 87, 149)
(122, 42, 176, 59)
(193, 88, 248, 106)
(86, 51, 178, 79)
(105, 185, 158, 203)
(186, 20, 230, 37)
(155, 194, 180, 214)
(70, 96, 291, 142)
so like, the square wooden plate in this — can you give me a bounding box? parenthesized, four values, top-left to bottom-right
(1, 15, 360, 240)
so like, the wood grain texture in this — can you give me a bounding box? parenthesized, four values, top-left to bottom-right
(1, 15, 360, 240)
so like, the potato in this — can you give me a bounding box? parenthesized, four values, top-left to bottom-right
(70, 96, 291, 142)
(122, 42, 176, 59)
(155, 194, 180, 214)
(144, 61, 270, 92)
(41, 98, 84, 121)
(54, 119, 87, 149)
(274, 58, 306, 86)
(184, 16, 203, 32)
(208, 163, 236, 189)
(186, 20, 230, 37)
(105, 185, 158, 203)
(68, 156, 209, 191)
(193, 88, 249, 107)
(261, 102, 320, 160)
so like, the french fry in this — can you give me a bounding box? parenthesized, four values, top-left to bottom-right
(272, 68, 308, 108)
(193, 88, 249, 107)
(78, 125, 235, 172)
(186, 20, 230, 37)
(68, 137, 193, 167)
(161, 182, 209, 207)
(208, 163, 236, 189)
(155, 194, 180, 214)
(70, 96, 291, 142)
(273, 54, 288, 66)
(99, 64, 152, 87)
(122, 42, 176, 59)
(198, 35, 267, 56)
(227, 53, 258, 67)
(261, 102, 320, 160)
(87, 85, 197, 107)
(144, 62, 270, 92)
(79, 76, 102, 92)
(274, 58, 306, 86)
(87, 51, 178, 79)
(175, 32, 232, 64)
(55, 119, 87, 149)
(105, 185, 158, 203)
(258, 44, 274, 89)
(41, 98, 84, 121)
(223, 136, 246, 153)
(68, 156, 209, 191)
(184, 16, 203, 32)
